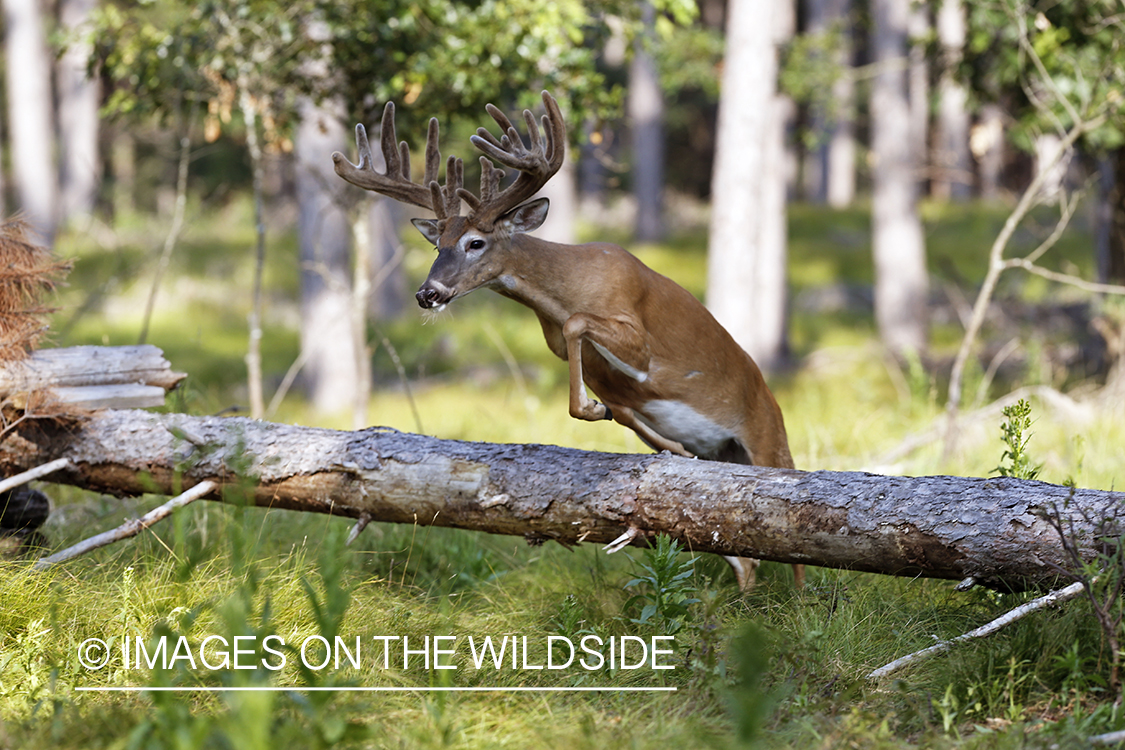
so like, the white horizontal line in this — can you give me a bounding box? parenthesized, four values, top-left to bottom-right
(76, 686, 676, 693)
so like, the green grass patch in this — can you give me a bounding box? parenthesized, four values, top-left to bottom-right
(5, 196, 1121, 746)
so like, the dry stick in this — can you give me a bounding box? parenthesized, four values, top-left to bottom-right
(942, 117, 1097, 459)
(0, 457, 71, 494)
(1090, 729, 1125, 747)
(867, 580, 1086, 681)
(32, 480, 217, 570)
(265, 345, 312, 420)
(1011, 261, 1125, 296)
(379, 334, 423, 434)
(882, 383, 1091, 467)
(138, 119, 192, 346)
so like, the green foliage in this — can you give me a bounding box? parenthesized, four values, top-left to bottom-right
(779, 23, 851, 147)
(622, 535, 701, 636)
(963, 0, 1125, 152)
(725, 621, 779, 743)
(89, 0, 704, 149)
(994, 399, 1042, 480)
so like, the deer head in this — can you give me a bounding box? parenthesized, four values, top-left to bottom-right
(331, 91, 566, 311)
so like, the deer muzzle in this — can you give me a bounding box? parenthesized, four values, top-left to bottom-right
(416, 283, 453, 309)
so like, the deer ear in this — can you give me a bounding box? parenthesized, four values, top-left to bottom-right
(501, 197, 550, 235)
(411, 218, 442, 246)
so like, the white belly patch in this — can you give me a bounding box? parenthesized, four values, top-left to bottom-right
(636, 400, 736, 458)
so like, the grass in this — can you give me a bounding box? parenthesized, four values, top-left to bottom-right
(1, 195, 1123, 747)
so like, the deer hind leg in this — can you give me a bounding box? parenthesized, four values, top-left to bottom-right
(724, 557, 805, 592)
(724, 556, 760, 591)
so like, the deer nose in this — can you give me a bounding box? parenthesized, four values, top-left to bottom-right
(416, 287, 442, 308)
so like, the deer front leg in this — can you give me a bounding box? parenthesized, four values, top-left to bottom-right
(562, 313, 653, 421)
(561, 314, 621, 422)
(561, 314, 694, 458)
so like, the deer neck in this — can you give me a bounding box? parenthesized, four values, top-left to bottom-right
(491, 235, 582, 325)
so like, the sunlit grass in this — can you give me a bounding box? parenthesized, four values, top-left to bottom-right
(7, 195, 1119, 746)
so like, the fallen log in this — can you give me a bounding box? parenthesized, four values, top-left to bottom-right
(1, 408, 1119, 591)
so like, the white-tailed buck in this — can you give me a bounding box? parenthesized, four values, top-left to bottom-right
(332, 91, 803, 590)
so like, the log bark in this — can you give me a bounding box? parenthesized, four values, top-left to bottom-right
(2, 408, 1120, 592)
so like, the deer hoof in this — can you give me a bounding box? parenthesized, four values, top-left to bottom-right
(603, 405, 614, 421)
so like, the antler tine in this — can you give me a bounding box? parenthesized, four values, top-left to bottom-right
(540, 90, 565, 166)
(466, 91, 567, 230)
(332, 102, 455, 215)
(353, 123, 374, 170)
(397, 141, 410, 181)
(430, 155, 465, 220)
(457, 188, 481, 212)
(423, 117, 441, 187)
(447, 155, 464, 214)
(522, 108, 541, 154)
(484, 103, 517, 142)
(380, 102, 402, 176)
(429, 181, 445, 219)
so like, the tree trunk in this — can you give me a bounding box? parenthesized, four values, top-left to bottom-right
(803, 0, 856, 208)
(5, 408, 1122, 593)
(366, 196, 404, 321)
(1097, 147, 1125, 286)
(295, 97, 360, 416)
(630, 2, 666, 242)
(871, 0, 929, 355)
(972, 104, 1005, 201)
(3, 0, 58, 244)
(707, 0, 791, 372)
(933, 0, 972, 200)
(535, 154, 578, 246)
(109, 129, 137, 222)
(908, 2, 930, 197)
(1033, 133, 1069, 202)
(56, 0, 100, 224)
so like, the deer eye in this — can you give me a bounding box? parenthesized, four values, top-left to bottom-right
(467, 239, 486, 251)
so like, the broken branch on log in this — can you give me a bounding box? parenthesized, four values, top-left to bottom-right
(32, 480, 217, 570)
(0, 457, 70, 494)
(2, 409, 1122, 591)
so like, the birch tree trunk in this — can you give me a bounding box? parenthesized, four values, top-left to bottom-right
(295, 97, 360, 416)
(907, 2, 930, 197)
(630, 2, 666, 243)
(871, 0, 929, 355)
(5, 408, 1122, 593)
(56, 0, 100, 224)
(934, 0, 972, 201)
(3, 0, 58, 243)
(707, 0, 791, 372)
